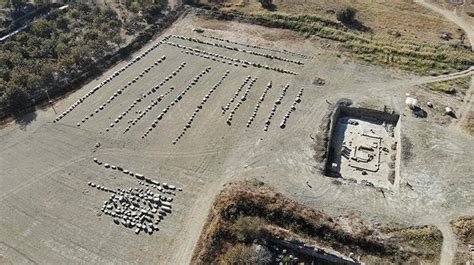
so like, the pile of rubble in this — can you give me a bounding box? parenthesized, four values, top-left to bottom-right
(89, 158, 182, 235)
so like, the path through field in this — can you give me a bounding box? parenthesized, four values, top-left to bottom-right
(416, 0, 474, 50)
(415, 2, 473, 264)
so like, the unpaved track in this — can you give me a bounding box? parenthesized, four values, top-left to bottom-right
(437, 223, 457, 265)
(416, 67, 472, 85)
(414, 2, 473, 264)
(416, 0, 474, 50)
(451, 77, 473, 131)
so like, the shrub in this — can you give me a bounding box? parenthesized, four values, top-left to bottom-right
(5, 86, 32, 111)
(336, 6, 357, 25)
(232, 216, 265, 242)
(259, 0, 274, 10)
(222, 244, 256, 264)
(222, 244, 272, 264)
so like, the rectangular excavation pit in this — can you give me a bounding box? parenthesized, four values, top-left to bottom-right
(325, 106, 400, 189)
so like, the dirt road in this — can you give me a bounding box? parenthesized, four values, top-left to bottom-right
(414, 3, 473, 263)
(416, 0, 474, 51)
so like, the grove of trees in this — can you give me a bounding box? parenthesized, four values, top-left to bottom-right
(0, 1, 167, 115)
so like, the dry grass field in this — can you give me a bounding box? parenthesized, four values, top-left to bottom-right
(214, 0, 467, 45)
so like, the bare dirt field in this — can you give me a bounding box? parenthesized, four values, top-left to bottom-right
(0, 11, 473, 265)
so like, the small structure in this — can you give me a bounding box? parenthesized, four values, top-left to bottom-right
(445, 107, 455, 115)
(192, 28, 204, 33)
(405, 97, 418, 110)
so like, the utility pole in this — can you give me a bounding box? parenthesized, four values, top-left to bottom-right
(44, 89, 57, 114)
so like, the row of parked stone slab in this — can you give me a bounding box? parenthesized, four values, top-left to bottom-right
(123, 86, 175, 134)
(164, 41, 297, 75)
(104, 62, 187, 133)
(138, 180, 175, 196)
(264, 84, 290, 131)
(173, 70, 231, 144)
(93, 157, 181, 193)
(170, 34, 304, 65)
(247, 81, 273, 128)
(142, 66, 212, 138)
(222, 76, 252, 115)
(182, 50, 246, 68)
(280, 88, 304, 129)
(54, 41, 164, 123)
(203, 34, 311, 59)
(76, 56, 167, 128)
(227, 77, 258, 125)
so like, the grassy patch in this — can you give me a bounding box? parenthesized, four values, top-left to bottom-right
(194, 8, 474, 74)
(423, 76, 471, 94)
(391, 226, 443, 257)
(451, 216, 474, 263)
(451, 216, 474, 243)
(0, 0, 8, 8)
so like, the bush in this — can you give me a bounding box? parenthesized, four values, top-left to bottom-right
(5, 86, 32, 111)
(222, 244, 255, 264)
(232, 216, 265, 242)
(259, 0, 274, 10)
(336, 6, 357, 25)
(222, 244, 272, 264)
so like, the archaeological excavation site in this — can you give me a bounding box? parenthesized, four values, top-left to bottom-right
(325, 106, 401, 189)
(0, 1, 473, 264)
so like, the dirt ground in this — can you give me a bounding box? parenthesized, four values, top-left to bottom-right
(0, 12, 473, 265)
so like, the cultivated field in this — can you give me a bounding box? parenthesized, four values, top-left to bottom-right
(0, 11, 473, 264)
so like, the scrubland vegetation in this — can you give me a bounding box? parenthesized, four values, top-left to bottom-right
(192, 180, 442, 264)
(423, 76, 471, 94)
(451, 216, 474, 263)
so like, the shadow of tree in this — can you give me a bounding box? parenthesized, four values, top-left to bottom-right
(263, 3, 277, 11)
(13, 108, 37, 131)
(346, 20, 372, 33)
(260, 0, 277, 11)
